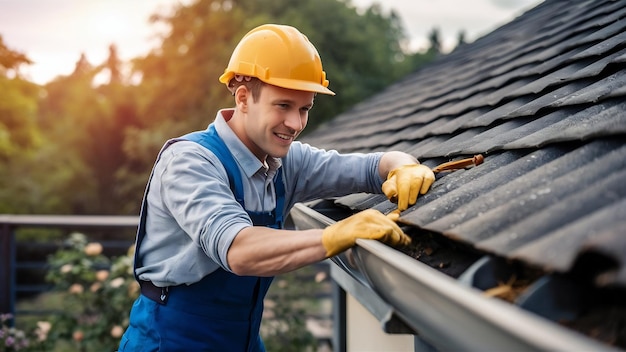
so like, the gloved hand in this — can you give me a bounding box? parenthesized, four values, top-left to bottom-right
(382, 164, 435, 211)
(321, 209, 411, 257)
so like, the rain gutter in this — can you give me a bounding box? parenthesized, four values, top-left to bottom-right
(289, 202, 617, 352)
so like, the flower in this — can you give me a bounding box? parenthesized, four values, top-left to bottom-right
(90, 282, 102, 293)
(69, 283, 84, 294)
(60, 264, 73, 274)
(72, 330, 84, 342)
(315, 271, 327, 283)
(84, 242, 103, 256)
(110, 277, 125, 288)
(35, 321, 52, 342)
(110, 325, 124, 338)
(0, 320, 30, 350)
(0, 313, 12, 323)
(96, 270, 109, 282)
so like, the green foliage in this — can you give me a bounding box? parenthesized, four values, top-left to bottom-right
(42, 233, 138, 352)
(0, 35, 32, 78)
(263, 265, 331, 351)
(0, 312, 54, 351)
(0, 75, 41, 159)
(263, 276, 317, 350)
(0, 314, 30, 351)
(35, 55, 142, 214)
(4, 233, 135, 351)
(11, 233, 328, 350)
(0, 75, 48, 214)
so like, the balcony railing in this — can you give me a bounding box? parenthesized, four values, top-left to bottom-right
(0, 215, 138, 317)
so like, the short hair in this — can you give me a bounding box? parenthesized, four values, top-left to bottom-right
(228, 76, 264, 102)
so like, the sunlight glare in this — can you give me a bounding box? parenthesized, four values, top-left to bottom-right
(92, 11, 132, 40)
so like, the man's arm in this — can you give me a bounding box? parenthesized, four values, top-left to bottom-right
(227, 227, 325, 276)
(227, 209, 408, 276)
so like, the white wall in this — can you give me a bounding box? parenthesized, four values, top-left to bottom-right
(346, 294, 414, 352)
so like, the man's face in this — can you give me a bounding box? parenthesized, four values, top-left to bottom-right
(241, 84, 315, 160)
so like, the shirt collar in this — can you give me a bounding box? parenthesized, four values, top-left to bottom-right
(213, 109, 282, 178)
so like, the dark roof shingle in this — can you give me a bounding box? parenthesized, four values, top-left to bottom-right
(302, 0, 626, 288)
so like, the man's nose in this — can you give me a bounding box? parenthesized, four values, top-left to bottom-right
(284, 111, 303, 132)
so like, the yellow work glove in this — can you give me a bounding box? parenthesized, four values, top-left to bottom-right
(382, 164, 435, 211)
(321, 209, 411, 257)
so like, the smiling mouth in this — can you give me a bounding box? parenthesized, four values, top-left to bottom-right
(276, 133, 294, 141)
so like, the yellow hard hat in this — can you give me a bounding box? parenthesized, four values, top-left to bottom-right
(219, 24, 335, 95)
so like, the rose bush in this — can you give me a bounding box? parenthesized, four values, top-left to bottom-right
(42, 232, 138, 351)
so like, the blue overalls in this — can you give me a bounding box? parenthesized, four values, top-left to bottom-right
(119, 124, 285, 352)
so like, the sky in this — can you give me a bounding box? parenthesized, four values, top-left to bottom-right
(0, 0, 543, 85)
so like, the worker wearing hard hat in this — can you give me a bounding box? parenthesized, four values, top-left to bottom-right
(118, 24, 434, 351)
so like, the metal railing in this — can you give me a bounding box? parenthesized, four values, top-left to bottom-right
(0, 215, 138, 317)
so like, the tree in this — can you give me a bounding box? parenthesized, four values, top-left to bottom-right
(71, 53, 93, 78)
(457, 30, 467, 47)
(427, 27, 442, 55)
(105, 44, 122, 85)
(35, 50, 142, 214)
(0, 35, 32, 79)
(0, 36, 39, 156)
(35, 65, 103, 213)
(0, 39, 48, 213)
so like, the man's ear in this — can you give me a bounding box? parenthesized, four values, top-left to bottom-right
(234, 85, 249, 113)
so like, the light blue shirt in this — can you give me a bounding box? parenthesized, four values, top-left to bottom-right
(137, 109, 384, 286)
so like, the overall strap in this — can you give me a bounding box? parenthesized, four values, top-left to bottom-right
(178, 124, 285, 350)
(181, 124, 246, 208)
(133, 138, 179, 280)
(182, 124, 285, 229)
(273, 170, 285, 228)
(133, 124, 287, 280)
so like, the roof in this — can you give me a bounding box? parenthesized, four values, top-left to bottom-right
(301, 0, 626, 289)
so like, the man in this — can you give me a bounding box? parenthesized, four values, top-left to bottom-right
(118, 24, 434, 351)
